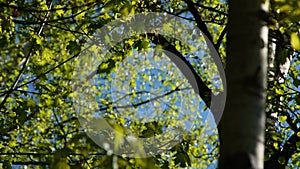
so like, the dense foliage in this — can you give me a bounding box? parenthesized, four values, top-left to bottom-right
(0, 0, 299, 168)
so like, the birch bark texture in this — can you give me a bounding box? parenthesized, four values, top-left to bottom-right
(218, 0, 269, 169)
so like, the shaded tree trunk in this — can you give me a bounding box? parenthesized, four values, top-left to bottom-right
(218, 0, 269, 168)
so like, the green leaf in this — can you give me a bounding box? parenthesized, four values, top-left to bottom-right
(55, 5, 64, 16)
(296, 142, 300, 148)
(279, 4, 292, 12)
(75, 12, 85, 21)
(273, 142, 279, 149)
(278, 115, 287, 123)
(290, 33, 300, 50)
(278, 156, 286, 165)
(54, 159, 70, 169)
(67, 40, 81, 54)
(293, 79, 300, 87)
(33, 34, 43, 45)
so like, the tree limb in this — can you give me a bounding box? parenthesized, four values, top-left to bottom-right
(183, 0, 214, 44)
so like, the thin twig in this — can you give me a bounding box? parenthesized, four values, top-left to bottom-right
(194, 3, 228, 16)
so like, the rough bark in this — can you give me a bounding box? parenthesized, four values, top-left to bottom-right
(218, 0, 269, 169)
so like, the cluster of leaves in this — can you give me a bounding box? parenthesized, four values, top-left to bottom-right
(0, 0, 299, 169)
(0, 0, 226, 168)
(264, 0, 300, 168)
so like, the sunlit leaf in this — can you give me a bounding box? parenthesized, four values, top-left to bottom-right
(291, 32, 300, 50)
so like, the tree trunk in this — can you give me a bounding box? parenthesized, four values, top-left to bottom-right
(218, 0, 269, 169)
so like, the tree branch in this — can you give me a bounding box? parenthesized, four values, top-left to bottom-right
(183, 0, 214, 43)
(147, 33, 212, 106)
(10, 161, 49, 166)
(98, 86, 192, 112)
(194, 3, 228, 16)
(216, 24, 228, 50)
